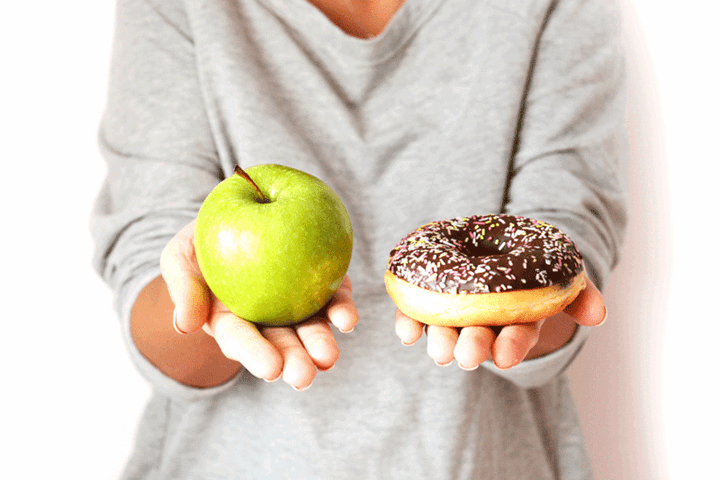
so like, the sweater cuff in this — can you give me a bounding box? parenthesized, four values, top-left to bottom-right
(119, 268, 245, 402)
(481, 325, 591, 389)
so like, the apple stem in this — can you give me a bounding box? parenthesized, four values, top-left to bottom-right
(234, 165, 269, 203)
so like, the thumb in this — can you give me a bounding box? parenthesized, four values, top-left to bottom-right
(563, 274, 607, 327)
(160, 220, 212, 334)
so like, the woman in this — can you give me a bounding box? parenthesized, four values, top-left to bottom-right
(92, 0, 627, 478)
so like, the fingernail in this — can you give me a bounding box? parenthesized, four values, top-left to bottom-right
(494, 358, 515, 371)
(435, 359, 453, 367)
(459, 362, 480, 372)
(401, 340, 417, 346)
(172, 310, 189, 335)
(263, 372, 282, 383)
(598, 307, 608, 326)
(317, 363, 335, 372)
(339, 326, 355, 333)
(292, 382, 313, 392)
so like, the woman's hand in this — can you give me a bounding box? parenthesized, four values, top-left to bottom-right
(160, 221, 358, 390)
(394, 274, 606, 370)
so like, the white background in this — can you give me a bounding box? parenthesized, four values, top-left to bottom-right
(1, 1, 717, 479)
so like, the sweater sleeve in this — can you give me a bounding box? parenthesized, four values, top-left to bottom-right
(491, 0, 628, 388)
(90, 0, 239, 399)
(505, 0, 628, 288)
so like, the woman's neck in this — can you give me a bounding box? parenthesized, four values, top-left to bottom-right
(306, 0, 406, 38)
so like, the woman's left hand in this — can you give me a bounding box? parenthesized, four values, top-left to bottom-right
(394, 274, 607, 370)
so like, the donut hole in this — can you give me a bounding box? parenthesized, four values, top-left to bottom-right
(462, 241, 505, 259)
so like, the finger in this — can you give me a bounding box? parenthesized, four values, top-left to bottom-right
(262, 326, 317, 391)
(205, 312, 283, 382)
(564, 274, 607, 326)
(295, 318, 340, 371)
(426, 325, 460, 366)
(160, 221, 210, 334)
(492, 321, 544, 370)
(326, 276, 358, 333)
(395, 309, 424, 346)
(454, 326, 495, 371)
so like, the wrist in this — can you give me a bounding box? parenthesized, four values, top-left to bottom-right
(130, 276, 242, 388)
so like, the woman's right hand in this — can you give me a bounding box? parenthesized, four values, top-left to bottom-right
(160, 220, 359, 391)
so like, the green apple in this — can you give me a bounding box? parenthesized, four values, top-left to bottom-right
(194, 164, 353, 326)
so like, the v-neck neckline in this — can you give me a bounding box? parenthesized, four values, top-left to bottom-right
(256, 0, 445, 66)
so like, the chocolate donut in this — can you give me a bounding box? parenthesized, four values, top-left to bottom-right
(384, 214, 586, 326)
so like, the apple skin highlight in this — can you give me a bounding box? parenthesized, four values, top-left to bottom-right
(194, 164, 353, 326)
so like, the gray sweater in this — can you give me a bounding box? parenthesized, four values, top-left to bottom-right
(91, 0, 627, 478)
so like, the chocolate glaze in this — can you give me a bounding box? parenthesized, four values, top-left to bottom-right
(387, 215, 584, 294)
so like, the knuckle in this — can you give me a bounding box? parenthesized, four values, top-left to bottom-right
(213, 326, 239, 359)
(213, 319, 251, 359)
(159, 242, 175, 272)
